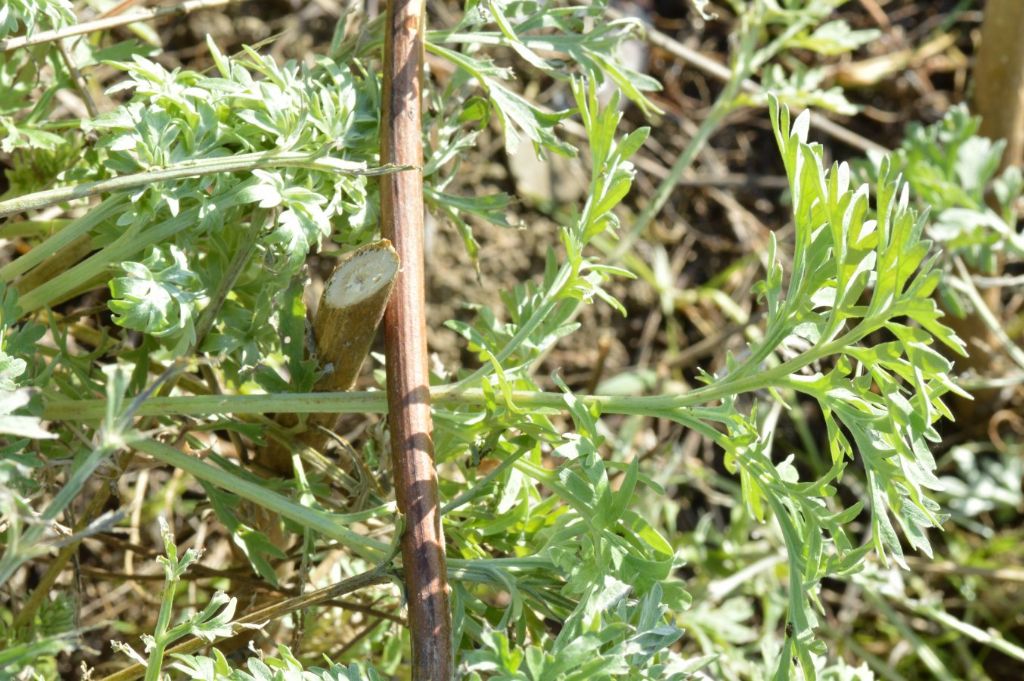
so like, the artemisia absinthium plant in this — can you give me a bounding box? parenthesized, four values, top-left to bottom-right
(0, 0, 966, 679)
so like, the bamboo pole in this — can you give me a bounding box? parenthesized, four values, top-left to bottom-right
(380, 0, 453, 678)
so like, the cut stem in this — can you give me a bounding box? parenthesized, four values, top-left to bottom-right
(314, 240, 400, 393)
(256, 240, 399, 474)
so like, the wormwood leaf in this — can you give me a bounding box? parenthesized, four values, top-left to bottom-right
(435, 1, 661, 116)
(787, 20, 880, 56)
(0, 0, 74, 40)
(669, 97, 967, 677)
(0, 390, 53, 440)
(108, 245, 205, 356)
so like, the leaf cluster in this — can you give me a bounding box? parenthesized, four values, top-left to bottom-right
(0, 1, 991, 679)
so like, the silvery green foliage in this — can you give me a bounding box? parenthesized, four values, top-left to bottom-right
(435, 84, 693, 679)
(80, 1, 660, 377)
(431, 0, 662, 154)
(0, 14, 71, 153)
(0, 288, 28, 393)
(0, 11, 151, 160)
(0, 288, 50, 441)
(171, 647, 387, 680)
(108, 245, 205, 356)
(0, 1, 978, 678)
(422, 0, 664, 257)
(939, 444, 1023, 523)
(449, 94, 965, 679)
(77, 10, 685, 674)
(755, 63, 856, 115)
(0, 0, 73, 40)
(706, 100, 964, 678)
(732, 1, 878, 115)
(860, 104, 1024, 303)
(80, 42, 381, 377)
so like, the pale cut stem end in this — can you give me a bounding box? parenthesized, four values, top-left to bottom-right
(313, 239, 399, 393)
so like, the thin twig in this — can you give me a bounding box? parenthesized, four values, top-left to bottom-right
(96, 565, 393, 681)
(972, 272, 1024, 288)
(955, 372, 1024, 391)
(950, 257, 1024, 372)
(81, 561, 410, 623)
(0, 0, 237, 52)
(605, 6, 888, 156)
(56, 39, 99, 118)
(380, 0, 453, 678)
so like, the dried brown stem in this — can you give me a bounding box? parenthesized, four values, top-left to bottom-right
(380, 1, 452, 678)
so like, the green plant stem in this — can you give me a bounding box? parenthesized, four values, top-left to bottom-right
(15, 184, 249, 313)
(911, 600, 1024, 663)
(144, 574, 179, 681)
(0, 196, 124, 283)
(0, 219, 68, 238)
(41, 384, 727, 445)
(131, 439, 389, 559)
(0, 151, 401, 218)
(43, 320, 865, 450)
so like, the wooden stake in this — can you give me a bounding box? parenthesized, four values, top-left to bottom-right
(975, 0, 1024, 169)
(380, 0, 453, 678)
